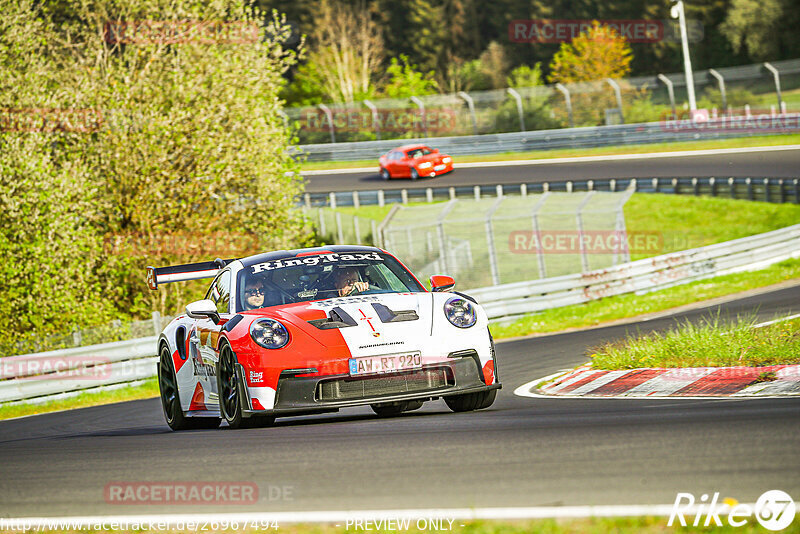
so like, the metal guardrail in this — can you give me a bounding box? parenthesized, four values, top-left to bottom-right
(3, 224, 799, 403)
(294, 115, 800, 162)
(470, 224, 800, 319)
(0, 337, 157, 404)
(304, 177, 800, 208)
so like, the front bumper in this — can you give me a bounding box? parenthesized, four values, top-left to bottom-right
(244, 353, 499, 416)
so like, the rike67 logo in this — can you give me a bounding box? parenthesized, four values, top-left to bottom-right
(669, 490, 795, 531)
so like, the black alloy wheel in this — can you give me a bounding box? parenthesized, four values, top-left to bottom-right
(444, 389, 497, 412)
(158, 344, 220, 430)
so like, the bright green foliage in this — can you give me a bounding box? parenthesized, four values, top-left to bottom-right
(382, 55, 439, 98)
(548, 21, 633, 84)
(590, 316, 800, 369)
(507, 64, 545, 88)
(0, 0, 309, 344)
(720, 0, 800, 62)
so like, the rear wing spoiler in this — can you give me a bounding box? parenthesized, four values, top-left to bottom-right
(146, 258, 236, 290)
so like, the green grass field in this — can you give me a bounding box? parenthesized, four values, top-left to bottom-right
(298, 133, 800, 171)
(589, 316, 800, 369)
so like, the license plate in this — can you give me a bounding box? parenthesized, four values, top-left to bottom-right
(434, 164, 446, 171)
(348, 352, 422, 376)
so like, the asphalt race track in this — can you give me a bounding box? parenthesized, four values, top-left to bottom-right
(303, 146, 800, 193)
(1, 284, 798, 518)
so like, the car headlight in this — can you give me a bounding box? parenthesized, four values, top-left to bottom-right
(418, 162, 432, 169)
(442, 156, 452, 163)
(444, 297, 476, 328)
(250, 318, 290, 349)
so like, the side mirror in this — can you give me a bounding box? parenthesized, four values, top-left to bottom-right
(430, 275, 455, 292)
(186, 299, 221, 324)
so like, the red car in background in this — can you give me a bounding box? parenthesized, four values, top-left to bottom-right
(378, 144, 454, 180)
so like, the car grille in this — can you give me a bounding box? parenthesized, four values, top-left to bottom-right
(316, 368, 454, 401)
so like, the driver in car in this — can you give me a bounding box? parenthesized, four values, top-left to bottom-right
(334, 266, 370, 297)
(243, 278, 266, 310)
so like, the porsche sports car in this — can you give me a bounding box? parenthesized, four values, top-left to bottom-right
(378, 144, 454, 180)
(148, 246, 499, 430)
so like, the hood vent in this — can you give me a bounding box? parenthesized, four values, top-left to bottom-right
(308, 306, 358, 329)
(371, 303, 419, 323)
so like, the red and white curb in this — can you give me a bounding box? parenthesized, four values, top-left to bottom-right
(516, 364, 800, 399)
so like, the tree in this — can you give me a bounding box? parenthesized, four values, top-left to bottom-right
(548, 21, 633, 83)
(382, 55, 439, 98)
(721, 0, 800, 61)
(0, 0, 309, 344)
(306, 0, 385, 103)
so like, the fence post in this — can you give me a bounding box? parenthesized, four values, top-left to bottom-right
(778, 179, 785, 203)
(708, 69, 727, 112)
(555, 83, 574, 128)
(458, 91, 478, 135)
(746, 177, 753, 200)
(73, 329, 82, 347)
(449, 187, 456, 200)
(729, 177, 736, 199)
(317, 208, 326, 236)
(401, 189, 408, 204)
(304, 193, 311, 208)
(794, 179, 799, 204)
(521, 183, 527, 197)
(506, 87, 525, 131)
(763, 63, 784, 112)
(576, 191, 596, 273)
(652, 177, 659, 192)
(609, 179, 616, 192)
(426, 188, 433, 203)
(605, 78, 625, 123)
(335, 212, 344, 243)
(764, 178, 771, 203)
(587, 180, 594, 191)
(709, 177, 716, 197)
(692, 177, 699, 196)
(363, 99, 381, 140)
(378, 190, 385, 207)
(496, 184, 503, 198)
(485, 197, 504, 286)
(657, 74, 677, 119)
(531, 192, 550, 279)
(410, 96, 428, 138)
(318, 103, 336, 144)
(474, 185, 481, 200)
(567, 181, 573, 193)
(329, 192, 337, 209)
(352, 191, 360, 209)
(152, 311, 161, 338)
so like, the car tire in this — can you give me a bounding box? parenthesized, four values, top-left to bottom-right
(410, 168, 419, 180)
(444, 389, 496, 412)
(380, 167, 390, 180)
(158, 344, 221, 430)
(217, 342, 260, 429)
(370, 400, 423, 417)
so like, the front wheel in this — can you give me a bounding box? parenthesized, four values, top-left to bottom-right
(444, 389, 496, 412)
(380, 167, 390, 180)
(217, 343, 262, 429)
(158, 344, 220, 430)
(410, 168, 419, 180)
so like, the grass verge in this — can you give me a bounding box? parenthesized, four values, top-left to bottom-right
(589, 316, 800, 369)
(298, 133, 800, 171)
(0, 377, 159, 421)
(489, 258, 800, 341)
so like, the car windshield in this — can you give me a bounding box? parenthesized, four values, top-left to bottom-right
(236, 251, 425, 311)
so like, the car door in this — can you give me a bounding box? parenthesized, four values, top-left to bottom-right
(187, 269, 232, 409)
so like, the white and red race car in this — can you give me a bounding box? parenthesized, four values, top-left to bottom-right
(148, 246, 499, 430)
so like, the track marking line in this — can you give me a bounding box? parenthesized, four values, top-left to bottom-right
(0, 503, 759, 526)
